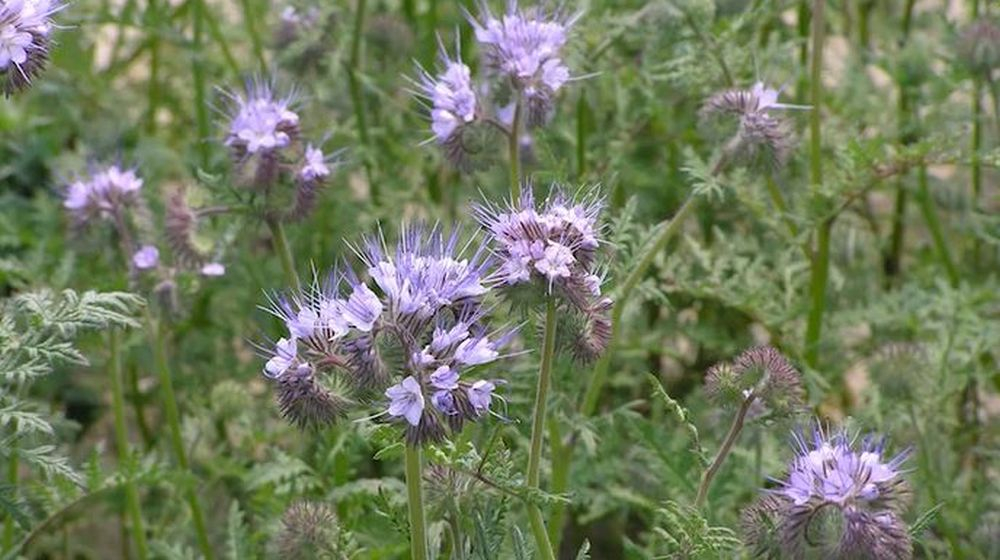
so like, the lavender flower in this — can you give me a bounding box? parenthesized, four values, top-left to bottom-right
(259, 226, 507, 443)
(469, 1, 578, 126)
(476, 187, 612, 361)
(701, 82, 805, 171)
(0, 0, 61, 95)
(743, 425, 913, 559)
(63, 164, 144, 225)
(200, 262, 226, 277)
(224, 81, 300, 159)
(132, 245, 159, 270)
(415, 43, 479, 168)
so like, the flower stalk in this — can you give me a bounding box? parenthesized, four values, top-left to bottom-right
(509, 97, 523, 201)
(695, 393, 754, 509)
(147, 310, 214, 559)
(404, 444, 429, 560)
(266, 217, 301, 293)
(525, 299, 558, 560)
(803, 0, 827, 369)
(109, 328, 149, 560)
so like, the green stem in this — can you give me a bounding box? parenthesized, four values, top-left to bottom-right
(404, 445, 428, 560)
(3, 439, 16, 547)
(885, 0, 917, 283)
(147, 311, 214, 559)
(191, 0, 210, 169)
(546, 419, 568, 550)
(509, 98, 523, 201)
(915, 166, 959, 287)
(576, 93, 587, 179)
(239, 0, 266, 72)
(347, 0, 376, 204)
(525, 300, 557, 560)
(580, 193, 699, 417)
(804, 0, 828, 370)
(146, 0, 161, 133)
(109, 329, 149, 560)
(694, 395, 754, 509)
(266, 218, 301, 293)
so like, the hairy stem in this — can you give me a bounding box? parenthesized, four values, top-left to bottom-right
(695, 394, 755, 509)
(404, 445, 428, 560)
(109, 329, 149, 560)
(915, 167, 959, 286)
(147, 311, 214, 559)
(266, 218, 301, 293)
(526, 300, 557, 560)
(509, 98, 523, 201)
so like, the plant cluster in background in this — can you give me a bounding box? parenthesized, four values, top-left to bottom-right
(0, 0, 998, 559)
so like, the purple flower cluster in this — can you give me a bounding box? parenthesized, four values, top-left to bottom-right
(222, 81, 337, 219)
(261, 226, 508, 443)
(475, 187, 611, 361)
(63, 165, 144, 224)
(701, 82, 805, 171)
(413, 1, 578, 168)
(62, 164, 226, 279)
(0, 0, 61, 95)
(470, 1, 577, 125)
(743, 425, 913, 559)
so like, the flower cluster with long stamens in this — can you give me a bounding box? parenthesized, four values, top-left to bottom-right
(62, 164, 226, 280)
(0, 0, 61, 95)
(222, 80, 337, 219)
(475, 186, 611, 362)
(260, 226, 510, 444)
(743, 425, 913, 559)
(412, 1, 578, 168)
(701, 82, 804, 171)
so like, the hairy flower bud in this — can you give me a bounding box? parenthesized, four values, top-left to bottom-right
(705, 346, 803, 417)
(701, 82, 803, 172)
(276, 501, 346, 560)
(957, 19, 1000, 78)
(274, 364, 350, 430)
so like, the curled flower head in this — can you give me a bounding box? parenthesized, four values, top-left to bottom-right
(469, 1, 578, 126)
(705, 346, 804, 417)
(744, 424, 913, 559)
(414, 41, 479, 168)
(701, 82, 804, 172)
(288, 144, 338, 222)
(276, 501, 347, 559)
(62, 164, 144, 225)
(0, 0, 61, 95)
(259, 226, 507, 443)
(224, 81, 300, 160)
(957, 19, 1000, 78)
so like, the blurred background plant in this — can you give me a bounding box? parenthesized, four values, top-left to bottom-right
(0, 0, 997, 558)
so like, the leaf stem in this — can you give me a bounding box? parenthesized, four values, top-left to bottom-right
(109, 329, 149, 560)
(695, 394, 754, 509)
(404, 445, 429, 560)
(525, 299, 557, 560)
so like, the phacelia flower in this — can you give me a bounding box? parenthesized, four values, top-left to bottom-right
(701, 82, 805, 171)
(200, 262, 226, 277)
(276, 501, 348, 560)
(259, 226, 507, 443)
(742, 425, 913, 560)
(957, 19, 1000, 78)
(0, 0, 61, 95)
(224, 81, 300, 159)
(62, 164, 144, 225)
(470, 1, 578, 126)
(132, 245, 159, 270)
(415, 43, 479, 168)
(476, 186, 612, 361)
(704, 346, 804, 417)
